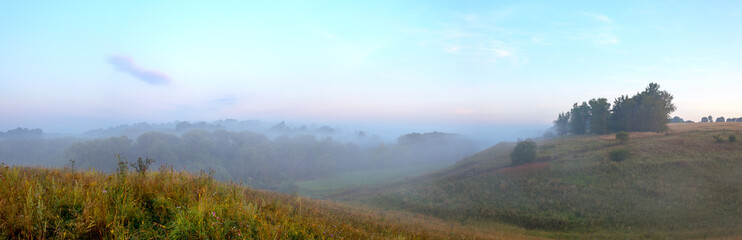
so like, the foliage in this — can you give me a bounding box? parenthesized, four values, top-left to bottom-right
(130, 157, 155, 175)
(554, 83, 676, 135)
(609, 148, 630, 162)
(0, 164, 504, 239)
(510, 140, 537, 166)
(589, 98, 611, 134)
(713, 135, 725, 143)
(63, 129, 476, 191)
(347, 123, 742, 238)
(568, 102, 591, 135)
(553, 112, 570, 136)
(730, 135, 737, 143)
(615, 131, 630, 144)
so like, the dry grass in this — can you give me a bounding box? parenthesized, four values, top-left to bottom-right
(0, 163, 543, 239)
(342, 123, 742, 239)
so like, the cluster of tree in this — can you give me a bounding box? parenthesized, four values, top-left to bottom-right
(670, 116, 695, 123)
(0, 136, 77, 166)
(701, 116, 742, 123)
(0, 127, 43, 138)
(553, 83, 676, 135)
(81, 119, 384, 149)
(63, 129, 476, 192)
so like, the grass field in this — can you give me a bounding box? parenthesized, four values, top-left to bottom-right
(337, 123, 742, 239)
(3, 123, 741, 239)
(0, 162, 545, 239)
(296, 162, 450, 198)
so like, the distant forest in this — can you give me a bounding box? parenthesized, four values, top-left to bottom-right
(0, 126, 476, 192)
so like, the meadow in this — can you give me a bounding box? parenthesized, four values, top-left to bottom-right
(296, 162, 449, 198)
(0, 161, 539, 239)
(338, 123, 742, 239)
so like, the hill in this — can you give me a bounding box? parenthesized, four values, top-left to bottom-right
(336, 123, 742, 239)
(0, 162, 541, 239)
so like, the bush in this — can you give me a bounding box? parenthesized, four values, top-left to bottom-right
(713, 135, 725, 143)
(609, 149, 630, 162)
(131, 157, 155, 175)
(615, 132, 629, 144)
(730, 135, 737, 143)
(511, 140, 537, 166)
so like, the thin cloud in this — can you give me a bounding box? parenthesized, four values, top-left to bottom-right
(583, 12, 613, 24)
(210, 95, 238, 105)
(108, 56, 172, 86)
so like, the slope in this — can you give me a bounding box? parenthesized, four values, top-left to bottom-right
(336, 123, 742, 239)
(0, 162, 543, 239)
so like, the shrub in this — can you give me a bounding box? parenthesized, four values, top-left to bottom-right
(130, 157, 155, 175)
(511, 140, 537, 166)
(730, 135, 737, 143)
(609, 148, 630, 162)
(713, 135, 725, 143)
(615, 131, 629, 144)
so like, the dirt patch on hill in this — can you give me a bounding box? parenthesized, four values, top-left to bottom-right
(495, 162, 550, 174)
(668, 122, 742, 132)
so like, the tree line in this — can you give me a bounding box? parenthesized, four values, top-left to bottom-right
(553, 83, 676, 136)
(59, 130, 476, 192)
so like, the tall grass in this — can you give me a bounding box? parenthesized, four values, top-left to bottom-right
(0, 162, 533, 239)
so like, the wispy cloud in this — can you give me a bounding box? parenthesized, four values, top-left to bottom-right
(584, 13, 613, 23)
(572, 13, 619, 45)
(210, 95, 238, 105)
(108, 56, 172, 86)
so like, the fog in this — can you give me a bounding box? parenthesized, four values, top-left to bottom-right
(0, 119, 544, 192)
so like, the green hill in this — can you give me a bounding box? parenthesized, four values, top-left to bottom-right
(336, 123, 742, 239)
(0, 162, 541, 239)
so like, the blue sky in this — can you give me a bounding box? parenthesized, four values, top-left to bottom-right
(1, 1, 741, 133)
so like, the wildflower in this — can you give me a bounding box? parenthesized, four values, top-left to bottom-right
(102, 189, 108, 194)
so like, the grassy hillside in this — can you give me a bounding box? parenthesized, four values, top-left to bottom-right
(296, 162, 450, 198)
(337, 123, 742, 239)
(0, 162, 542, 239)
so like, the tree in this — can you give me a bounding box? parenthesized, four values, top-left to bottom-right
(709, 115, 714, 123)
(569, 102, 591, 134)
(702, 117, 709, 123)
(610, 95, 636, 132)
(609, 83, 675, 132)
(589, 98, 611, 134)
(553, 112, 570, 136)
(511, 140, 537, 166)
(635, 83, 676, 132)
(716, 116, 725, 123)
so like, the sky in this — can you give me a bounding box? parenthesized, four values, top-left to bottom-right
(1, 0, 741, 134)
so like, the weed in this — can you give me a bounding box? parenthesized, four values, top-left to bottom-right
(0, 164, 516, 239)
(115, 154, 128, 178)
(615, 131, 629, 144)
(130, 157, 155, 175)
(609, 148, 630, 162)
(67, 158, 75, 172)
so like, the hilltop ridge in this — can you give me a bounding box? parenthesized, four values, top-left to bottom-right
(336, 123, 742, 239)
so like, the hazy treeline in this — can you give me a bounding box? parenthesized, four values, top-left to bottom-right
(56, 130, 476, 191)
(81, 119, 385, 148)
(700, 115, 742, 123)
(0, 127, 43, 138)
(553, 83, 676, 135)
